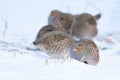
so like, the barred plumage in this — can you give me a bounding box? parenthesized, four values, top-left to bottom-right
(70, 39, 99, 65)
(33, 31, 74, 58)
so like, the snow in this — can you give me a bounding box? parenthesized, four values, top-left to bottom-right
(0, 0, 120, 80)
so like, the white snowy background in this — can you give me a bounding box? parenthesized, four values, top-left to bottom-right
(0, 0, 120, 80)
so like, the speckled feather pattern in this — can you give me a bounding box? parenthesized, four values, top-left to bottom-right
(33, 10, 100, 64)
(70, 39, 99, 65)
(48, 10, 73, 33)
(34, 31, 74, 58)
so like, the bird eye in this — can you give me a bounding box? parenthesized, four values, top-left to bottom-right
(88, 17, 95, 24)
(47, 29, 54, 31)
(60, 16, 64, 20)
(88, 17, 94, 22)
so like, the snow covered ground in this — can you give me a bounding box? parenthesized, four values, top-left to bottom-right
(0, 0, 120, 80)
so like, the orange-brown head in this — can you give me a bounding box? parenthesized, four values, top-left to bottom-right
(74, 43, 84, 54)
(49, 10, 61, 17)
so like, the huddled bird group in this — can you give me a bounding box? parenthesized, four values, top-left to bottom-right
(33, 10, 101, 66)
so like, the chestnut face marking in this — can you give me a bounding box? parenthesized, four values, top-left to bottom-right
(48, 10, 73, 34)
(50, 10, 59, 17)
(74, 44, 84, 54)
(70, 39, 99, 66)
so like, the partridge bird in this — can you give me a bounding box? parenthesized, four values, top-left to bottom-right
(33, 25, 56, 43)
(33, 30, 74, 58)
(70, 13, 101, 39)
(70, 39, 99, 65)
(48, 10, 73, 33)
